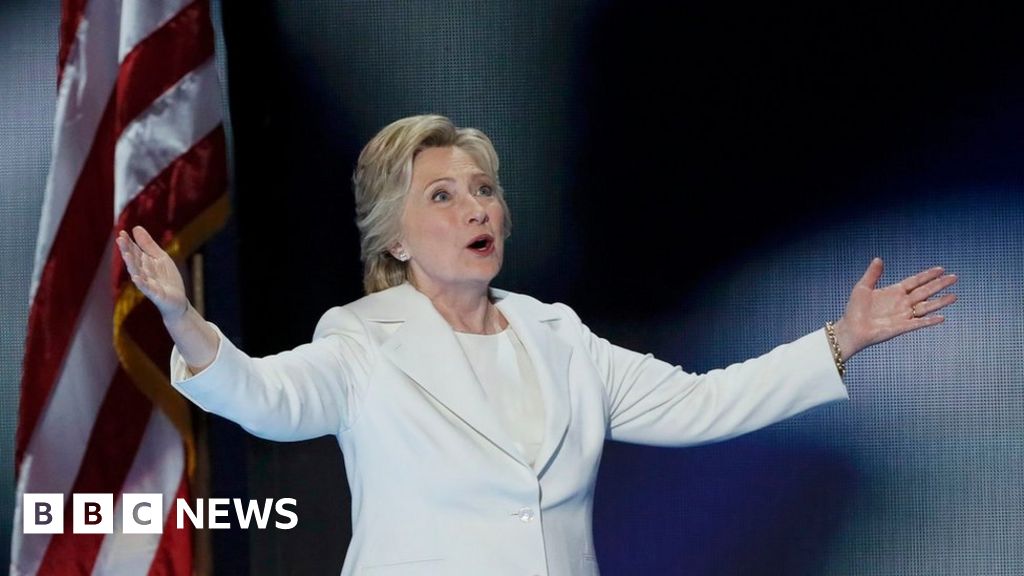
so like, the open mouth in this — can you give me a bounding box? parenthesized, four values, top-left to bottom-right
(467, 235, 494, 253)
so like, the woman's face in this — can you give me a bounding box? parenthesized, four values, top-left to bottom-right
(398, 146, 505, 295)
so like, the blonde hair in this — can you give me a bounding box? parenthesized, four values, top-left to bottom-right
(352, 115, 512, 294)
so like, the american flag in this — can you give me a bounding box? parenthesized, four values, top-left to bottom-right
(13, 0, 229, 573)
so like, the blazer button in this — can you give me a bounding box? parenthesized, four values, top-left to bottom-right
(512, 507, 535, 522)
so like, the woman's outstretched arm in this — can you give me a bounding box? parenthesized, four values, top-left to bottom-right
(117, 224, 370, 439)
(563, 258, 958, 446)
(116, 225, 219, 373)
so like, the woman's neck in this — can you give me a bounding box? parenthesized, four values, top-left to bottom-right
(412, 281, 507, 335)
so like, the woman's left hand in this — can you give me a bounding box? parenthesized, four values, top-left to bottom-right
(832, 258, 957, 358)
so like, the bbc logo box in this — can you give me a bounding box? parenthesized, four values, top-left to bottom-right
(23, 493, 163, 534)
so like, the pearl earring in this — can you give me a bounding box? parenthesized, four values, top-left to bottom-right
(394, 248, 409, 262)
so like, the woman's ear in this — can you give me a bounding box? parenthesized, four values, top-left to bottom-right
(390, 244, 410, 262)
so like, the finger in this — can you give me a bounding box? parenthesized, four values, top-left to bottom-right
(118, 230, 146, 263)
(138, 250, 164, 279)
(857, 257, 884, 289)
(116, 235, 142, 276)
(910, 315, 945, 330)
(913, 293, 957, 317)
(872, 314, 946, 346)
(119, 236, 150, 277)
(908, 273, 958, 303)
(892, 314, 946, 338)
(121, 251, 140, 278)
(131, 225, 167, 259)
(898, 265, 945, 294)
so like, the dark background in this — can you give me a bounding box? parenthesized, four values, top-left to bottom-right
(205, 1, 1023, 574)
(4, 0, 1022, 574)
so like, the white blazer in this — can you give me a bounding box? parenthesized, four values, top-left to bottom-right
(172, 281, 848, 576)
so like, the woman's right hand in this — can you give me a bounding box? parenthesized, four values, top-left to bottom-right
(117, 226, 190, 321)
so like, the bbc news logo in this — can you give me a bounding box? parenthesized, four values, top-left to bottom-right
(23, 494, 297, 534)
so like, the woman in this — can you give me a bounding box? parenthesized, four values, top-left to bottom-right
(117, 115, 957, 575)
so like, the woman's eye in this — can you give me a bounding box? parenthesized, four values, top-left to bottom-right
(477, 185, 494, 197)
(431, 190, 450, 202)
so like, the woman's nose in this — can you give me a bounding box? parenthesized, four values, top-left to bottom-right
(464, 194, 489, 224)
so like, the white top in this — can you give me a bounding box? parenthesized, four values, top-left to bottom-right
(454, 326, 545, 467)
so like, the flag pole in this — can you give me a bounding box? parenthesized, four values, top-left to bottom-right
(190, 252, 214, 575)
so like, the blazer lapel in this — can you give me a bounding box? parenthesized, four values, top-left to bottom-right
(496, 295, 573, 476)
(368, 283, 573, 476)
(376, 284, 525, 466)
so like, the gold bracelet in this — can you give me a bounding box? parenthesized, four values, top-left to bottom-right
(824, 321, 846, 378)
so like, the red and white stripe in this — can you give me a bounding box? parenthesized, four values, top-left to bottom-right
(14, 0, 225, 573)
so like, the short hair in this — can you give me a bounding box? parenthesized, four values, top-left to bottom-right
(352, 115, 512, 294)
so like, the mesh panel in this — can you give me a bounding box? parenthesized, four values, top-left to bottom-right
(0, 1, 58, 566)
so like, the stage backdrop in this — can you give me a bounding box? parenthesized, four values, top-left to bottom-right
(1, 0, 58, 565)
(3, 1, 1022, 574)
